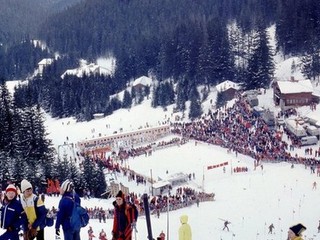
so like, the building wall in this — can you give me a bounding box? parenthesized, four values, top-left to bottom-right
(273, 83, 313, 107)
(78, 125, 171, 154)
(221, 88, 237, 101)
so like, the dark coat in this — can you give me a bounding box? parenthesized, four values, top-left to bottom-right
(0, 197, 27, 232)
(112, 200, 135, 240)
(55, 191, 80, 231)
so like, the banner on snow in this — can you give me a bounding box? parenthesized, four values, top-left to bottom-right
(207, 161, 228, 170)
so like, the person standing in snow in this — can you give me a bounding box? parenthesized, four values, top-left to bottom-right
(20, 179, 47, 240)
(268, 223, 274, 234)
(55, 179, 81, 240)
(0, 184, 28, 240)
(88, 226, 95, 240)
(178, 215, 192, 240)
(99, 229, 107, 240)
(111, 190, 136, 240)
(287, 223, 306, 240)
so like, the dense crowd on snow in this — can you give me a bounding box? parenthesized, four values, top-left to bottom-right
(171, 95, 320, 169)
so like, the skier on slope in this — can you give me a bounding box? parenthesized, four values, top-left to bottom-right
(268, 223, 274, 234)
(223, 220, 230, 231)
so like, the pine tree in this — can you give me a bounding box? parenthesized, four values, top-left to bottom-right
(242, 26, 274, 90)
(216, 91, 227, 109)
(0, 150, 11, 184)
(122, 90, 132, 108)
(301, 46, 320, 81)
(0, 78, 15, 154)
(176, 79, 187, 111)
(82, 156, 106, 197)
(56, 156, 72, 182)
(188, 86, 202, 120)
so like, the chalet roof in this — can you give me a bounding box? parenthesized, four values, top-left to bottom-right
(216, 80, 240, 93)
(133, 76, 152, 87)
(38, 58, 54, 65)
(277, 80, 313, 94)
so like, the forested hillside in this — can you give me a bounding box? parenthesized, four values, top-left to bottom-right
(1, 0, 320, 122)
(0, 0, 83, 44)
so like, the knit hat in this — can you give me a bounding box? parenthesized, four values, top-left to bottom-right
(289, 223, 306, 236)
(116, 190, 124, 200)
(21, 179, 32, 192)
(60, 179, 74, 194)
(6, 184, 17, 194)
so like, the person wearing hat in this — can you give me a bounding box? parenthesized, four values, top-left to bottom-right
(55, 179, 81, 240)
(112, 190, 136, 240)
(0, 184, 28, 240)
(20, 179, 47, 240)
(287, 223, 307, 240)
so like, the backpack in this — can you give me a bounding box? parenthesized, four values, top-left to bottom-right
(69, 198, 90, 230)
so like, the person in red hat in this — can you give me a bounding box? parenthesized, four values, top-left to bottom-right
(111, 190, 136, 240)
(0, 184, 28, 240)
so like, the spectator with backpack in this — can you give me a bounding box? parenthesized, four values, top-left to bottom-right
(20, 179, 47, 240)
(55, 179, 81, 240)
(112, 190, 137, 240)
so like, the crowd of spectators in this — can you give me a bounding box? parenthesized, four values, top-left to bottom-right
(171, 95, 320, 168)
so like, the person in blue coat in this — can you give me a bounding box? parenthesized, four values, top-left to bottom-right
(55, 179, 81, 240)
(0, 184, 28, 240)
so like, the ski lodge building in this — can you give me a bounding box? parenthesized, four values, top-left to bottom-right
(216, 80, 241, 101)
(273, 77, 319, 109)
(77, 124, 171, 155)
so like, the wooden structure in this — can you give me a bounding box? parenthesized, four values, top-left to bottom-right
(273, 78, 317, 109)
(216, 80, 241, 101)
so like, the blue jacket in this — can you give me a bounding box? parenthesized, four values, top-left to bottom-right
(33, 196, 48, 230)
(55, 191, 80, 231)
(0, 197, 28, 232)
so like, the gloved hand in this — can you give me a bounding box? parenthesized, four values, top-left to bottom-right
(28, 228, 38, 238)
(31, 228, 38, 237)
(56, 229, 60, 236)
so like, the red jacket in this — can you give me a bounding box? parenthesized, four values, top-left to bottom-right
(112, 201, 135, 240)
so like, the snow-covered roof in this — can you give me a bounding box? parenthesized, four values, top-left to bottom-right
(216, 80, 240, 93)
(38, 58, 54, 65)
(61, 62, 112, 79)
(153, 180, 171, 189)
(133, 76, 152, 87)
(277, 80, 313, 94)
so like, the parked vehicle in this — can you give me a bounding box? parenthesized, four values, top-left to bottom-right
(306, 125, 320, 136)
(262, 110, 275, 127)
(247, 95, 259, 107)
(285, 119, 307, 137)
(252, 106, 265, 117)
(301, 136, 318, 146)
